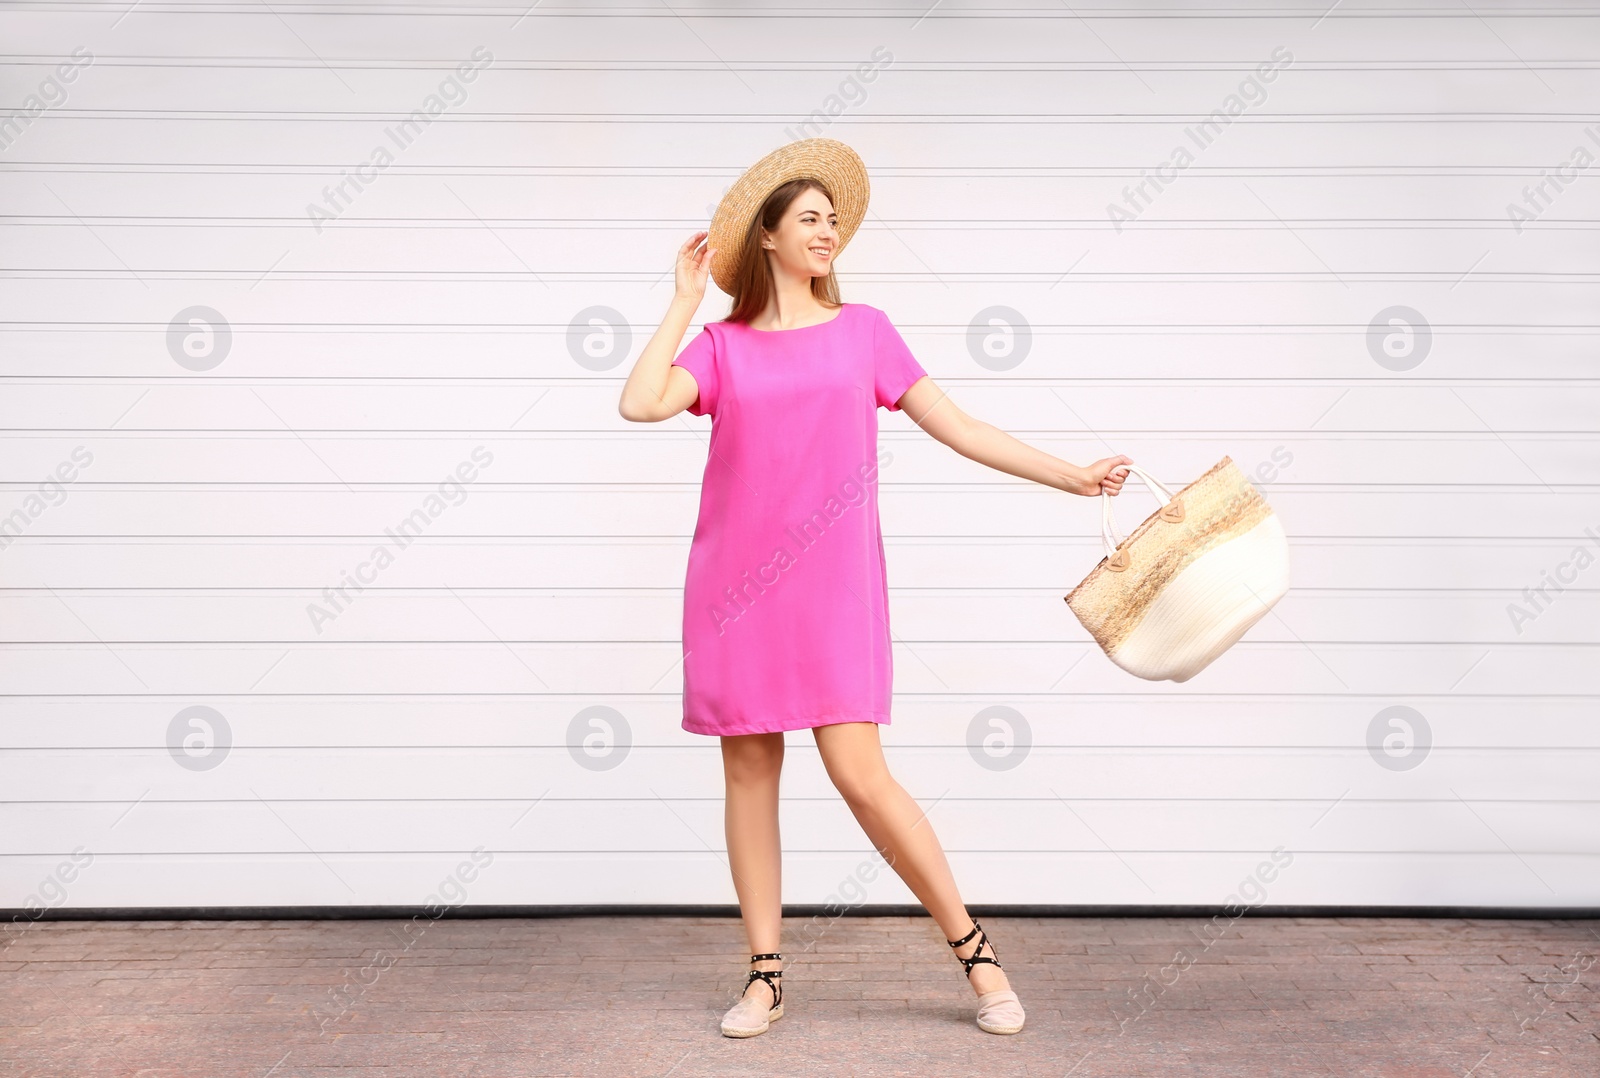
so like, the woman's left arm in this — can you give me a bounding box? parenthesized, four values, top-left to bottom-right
(894, 376, 1131, 498)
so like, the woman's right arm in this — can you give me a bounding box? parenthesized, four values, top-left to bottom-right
(617, 232, 716, 422)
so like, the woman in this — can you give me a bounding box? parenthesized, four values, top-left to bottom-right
(618, 138, 1130, 1038)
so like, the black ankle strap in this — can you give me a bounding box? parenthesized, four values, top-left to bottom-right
(743, 958, 783, 1008)
(750, 952, 782, 963)
(947, 920, 982, 949)
(947, 920, 1003, 976)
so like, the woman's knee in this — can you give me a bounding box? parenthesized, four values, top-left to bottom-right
(812, 725, 896, 806)
(721, 733, 784, 785)
(828, 766, 895, 809)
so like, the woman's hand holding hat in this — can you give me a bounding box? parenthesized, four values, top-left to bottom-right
(675, 230, 716, 305)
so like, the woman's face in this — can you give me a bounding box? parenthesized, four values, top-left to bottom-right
(762, 189, 839, 282)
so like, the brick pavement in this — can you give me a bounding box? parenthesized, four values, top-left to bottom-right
(1, 915, 1596, 1077)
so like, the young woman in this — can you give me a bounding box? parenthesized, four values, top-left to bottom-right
(618, 139, 1130, 1038)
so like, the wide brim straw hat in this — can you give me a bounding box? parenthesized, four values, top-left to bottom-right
(707, 137, 870, 296)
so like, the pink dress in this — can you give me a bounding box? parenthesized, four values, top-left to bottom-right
(670, 302, 929, 736)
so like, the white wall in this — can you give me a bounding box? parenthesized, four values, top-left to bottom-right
(2, 2, 1595, 912)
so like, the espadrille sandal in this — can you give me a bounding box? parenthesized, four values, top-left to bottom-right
(720, 952, 784, 1037)
(947, 920, 1025, 1035)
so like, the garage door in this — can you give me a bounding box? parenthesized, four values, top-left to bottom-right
(2, 3, 1595, 911)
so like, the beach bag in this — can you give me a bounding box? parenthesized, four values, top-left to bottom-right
(1064, 457, 1289, 682)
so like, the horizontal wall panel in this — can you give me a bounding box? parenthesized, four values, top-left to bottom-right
(3, 383, 1600, 433)
(0, 642, 1588, 697)
(3, 747, 1597, 803)
(1, 588, 1595, 645)
(1, 281, 1594, 332)
(3, 851, 1593, 910)
(0, 538, 1586, 590)
(4, 175, 1598, 232)
(2, 488, 1596, 538)
(4, 331, 1596, 380)
(17, 115, 1598, 174)
(0, 433, 1594, 485)
(1, 696, 1595, 748)
(7, 798, 1598, 857)
(5, 223, 1597, 277)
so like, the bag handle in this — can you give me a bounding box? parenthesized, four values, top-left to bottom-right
(1100, 462, 1178, 557)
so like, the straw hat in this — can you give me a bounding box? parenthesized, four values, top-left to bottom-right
(706, 137, 870, 296)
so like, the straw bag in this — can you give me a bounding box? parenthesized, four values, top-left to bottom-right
(1064, 456, 1289, 682)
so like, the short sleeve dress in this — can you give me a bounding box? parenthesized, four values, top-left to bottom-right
(669, 302, 928, 736)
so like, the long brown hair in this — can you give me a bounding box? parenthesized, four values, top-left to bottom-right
(719, 177, 843, 325)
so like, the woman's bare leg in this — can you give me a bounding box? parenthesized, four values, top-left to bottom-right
(811, 720, 1010, 997)
(720, 732, 786, 1005)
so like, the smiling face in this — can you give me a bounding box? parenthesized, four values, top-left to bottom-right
(759, 186, 839, 283)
